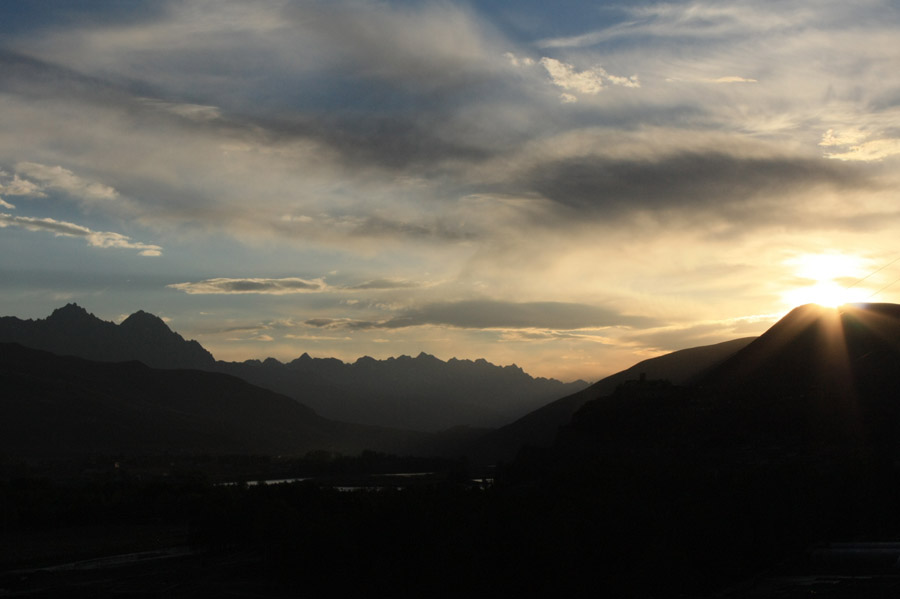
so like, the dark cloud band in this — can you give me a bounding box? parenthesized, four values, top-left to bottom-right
(305, 299, 658, 331)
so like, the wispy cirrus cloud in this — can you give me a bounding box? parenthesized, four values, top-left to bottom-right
(536, 2, 824, 49)
(0, 212, 161, 256)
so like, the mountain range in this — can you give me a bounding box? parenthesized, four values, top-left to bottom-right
(9, 301, 898, 465)
(0, 304, 587, 431)
(217, 351, 585, 431)
(0, 302, 763, 461)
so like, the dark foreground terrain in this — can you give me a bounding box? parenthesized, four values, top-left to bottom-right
(6, 304, 900, 597)
(4, 447, 900, 598)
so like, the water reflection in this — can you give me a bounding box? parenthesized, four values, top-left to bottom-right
(219, 472, 493, 490)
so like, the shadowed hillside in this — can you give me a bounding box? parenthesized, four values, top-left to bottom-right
(500, 303, 900, 595)
(469, 336, 755, 463)
(550, 303, 900, 459)
(0, 343, 430, 457)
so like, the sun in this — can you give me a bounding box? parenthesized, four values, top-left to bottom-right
(782, 280, 860, 308)
(781, 253, 870, 308)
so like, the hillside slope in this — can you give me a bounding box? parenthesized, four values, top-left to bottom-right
(469, 336, 755, 462)
(0, 343, 428, 457)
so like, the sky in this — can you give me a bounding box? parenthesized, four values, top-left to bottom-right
(2, 0, 900, 382)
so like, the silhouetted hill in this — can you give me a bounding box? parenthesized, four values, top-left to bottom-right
(693, 302, 900, 451)
(0, 343, 429, 457)
(0, 304, 215, 370)
(218, 352, 588, 431)
(546, 303, 900, 462)
(502, 304, 900, 593)
(469, 336, 754, 462)
(0, 304, 587, 431)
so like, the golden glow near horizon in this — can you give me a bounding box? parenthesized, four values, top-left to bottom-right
(4, 2, 900, 383)
(781, 253, 871, 308)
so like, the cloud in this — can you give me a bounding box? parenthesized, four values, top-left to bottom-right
(304, 299, 658, 331)
(350, 216, 476, 241)
(138, 98, 222, 122)
(284, 333, 353, 341)
(0, 198, 14, 209)
(303, 318, 379, 330)
(168, 276, 427, 295)
(384, 300, 658, 330)
(523, 148, 871, 223)
(536, 2, 823, 49)
(0, 170, 46, 197)
(712, 76, 757, 83)
(498, 329, 613, 344)
(534, 56, 639, 103)
(502, 52, 534, 68)
(86, 231, 162, 256)
(623, 312, 779, 352)
(824, 138, 900, 162)
(820, 128, 868, 147)
(168, 277, 328, 294)
(347, 278, 419, 290)
(15, 162, 119, 203)
(0, 212, 161, 255)
(12, 0, 507, 102)
(284, 1, 505, 91)
(540, 57, 606, 95)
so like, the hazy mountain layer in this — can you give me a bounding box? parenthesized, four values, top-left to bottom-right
(218, 353, 587, 431)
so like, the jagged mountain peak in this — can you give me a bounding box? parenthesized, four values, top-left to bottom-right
(0, 304, 215, 370)
(415, 351, 441, 363)
(47, 302, 96, 323)
(119, 309, 171, 332)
